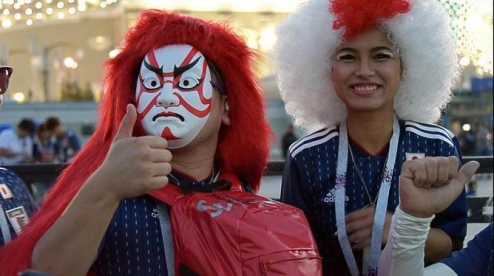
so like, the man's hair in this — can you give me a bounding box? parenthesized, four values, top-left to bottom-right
(274, 0, 458, 131)
(44, 116, 61, 131)
(17, 118, 36, 134)
(37, 122, 49, 135)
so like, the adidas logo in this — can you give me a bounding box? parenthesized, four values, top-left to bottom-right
(323, 188, 349, 203)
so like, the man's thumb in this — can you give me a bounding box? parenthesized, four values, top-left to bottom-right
(114, 104, 137, 140)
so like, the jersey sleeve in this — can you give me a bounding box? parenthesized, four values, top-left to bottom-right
(280, 153, 312, 216)
(440, 223, 493, 276)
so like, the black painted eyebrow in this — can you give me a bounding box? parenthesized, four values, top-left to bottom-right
(173, 56, 201, 78)
(336, 46, 394, 54)
(143, 59, 163, 75)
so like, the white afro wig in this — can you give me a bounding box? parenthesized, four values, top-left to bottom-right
(274, 0, 459, 131)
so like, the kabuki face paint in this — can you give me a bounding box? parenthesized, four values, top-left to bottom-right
(135, 44, 213, 148)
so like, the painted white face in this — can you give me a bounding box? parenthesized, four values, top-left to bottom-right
(135, 44, 213, 148)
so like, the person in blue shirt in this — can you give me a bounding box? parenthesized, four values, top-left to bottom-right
(44, 116, 81, 163)
(274, 0, 468, 274)
(379, 156, 493, 276)
(0, 66, 38, 247)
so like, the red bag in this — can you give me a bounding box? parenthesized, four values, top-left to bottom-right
(149, 171, 322, 276)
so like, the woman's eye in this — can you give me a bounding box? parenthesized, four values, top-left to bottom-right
(375, 53, 394, 60)
(336, 54, 355, 61)
(142, 77, 162, 90)
(178, 76, 201, 90)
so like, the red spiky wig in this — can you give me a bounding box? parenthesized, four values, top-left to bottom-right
(331, 0, 410, 37)
(0, 10, 271, 275)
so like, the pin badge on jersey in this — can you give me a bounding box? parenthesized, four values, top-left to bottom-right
(405, 152, 425, 161)
(5, 206, 30, 234)
(0, 183, 13, 199)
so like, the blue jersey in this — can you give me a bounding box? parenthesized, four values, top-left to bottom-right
(281, 120, 467, 275)
(91, 195, 169, 275)
(0, 168, 38, 246)
(441, 223, 493, 276)
(91, 169, 222, 276)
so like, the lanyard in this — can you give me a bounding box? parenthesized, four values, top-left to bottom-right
(155, 167, 222, 276)
(335, 115, 400, 276)
(157, 203, 175, 276)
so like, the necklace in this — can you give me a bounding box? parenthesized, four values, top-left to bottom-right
(348, 144, 388, 209)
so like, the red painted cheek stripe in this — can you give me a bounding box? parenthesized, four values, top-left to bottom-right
(176, 93, 211, 118)
(137, 94, 160, 121)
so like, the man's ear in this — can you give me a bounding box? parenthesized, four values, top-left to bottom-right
(222, 97, 230, 126)
(224, 100, 230, 112)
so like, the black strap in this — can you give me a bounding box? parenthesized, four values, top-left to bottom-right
(240, 178, 254, 194)
(180, 180, 232, 195)
(179, 263, 201, 276)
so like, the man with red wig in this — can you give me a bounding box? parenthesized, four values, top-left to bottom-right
(0, 10, 271, 276)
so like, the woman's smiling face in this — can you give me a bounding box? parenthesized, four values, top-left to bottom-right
(331, 26, 402, 115)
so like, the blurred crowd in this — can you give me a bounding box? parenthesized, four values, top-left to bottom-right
(449, 120, 493, 157)
(0, 116, 81, 166)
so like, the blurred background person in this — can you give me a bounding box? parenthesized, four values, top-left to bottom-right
(0, 118, 36, 166)
(472, 120, 493, 156)
(44, 116, 81, 163)
(281, 123, 298, 159)
(33, 123, 57, 164)
(31, 122, 58, 203)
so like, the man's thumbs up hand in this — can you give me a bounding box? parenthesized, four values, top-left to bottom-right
(95, 104, 172, 201)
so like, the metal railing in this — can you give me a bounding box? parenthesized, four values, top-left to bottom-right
(3, 156, 492, 223)
(3, 156, 493, 186)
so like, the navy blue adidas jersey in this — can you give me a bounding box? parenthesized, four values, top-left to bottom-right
(441, 222, 493, 276)
(281, 120, 468, 276)
(0, 168, 38, 246)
